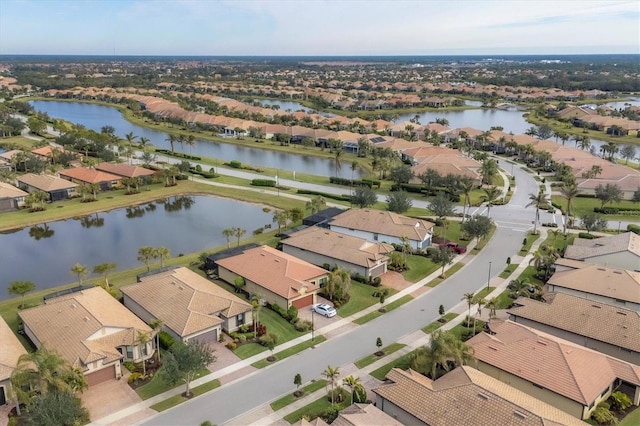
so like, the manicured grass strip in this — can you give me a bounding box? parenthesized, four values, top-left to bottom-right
(499, 265, 516, 278)
(474, 286, 495, 300)
(422, 313, 458, 334)
(402, 254, 439, 283)
(354, 343, 406, 369)
(494, 290, 515, 310)
(337, 281, 397, 318)
(620, 406, 640, 426)
(136, 367, 210, 400)
(370, 350, 417, 381)
(519, 231, 541, 255)
(270, 380, 328, 411)
(426, 263, 464, 287)
(283, 392, 350, 424)
(516, 266, 544, 287)
(252, 336, 327, 368)
(150, 379, 221, 412)
(475, 224, 497, 251)
(352, 295, 413, 325)
(449, 319, 485, 341)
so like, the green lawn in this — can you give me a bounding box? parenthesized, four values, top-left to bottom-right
(515, 266, 544, 287)
(620, 406, 640, 426)
(0, 135, 41, 150)
(352, 295, 413, 325)
(432, 220, 463, 244)
(354, 343, 406, 369)
(499, 265, 517, 278)
(494, 290, 515, 310)
(283, 390, 350, 424)
(135, 367, 210, 400)
(402, 254, 439, 283)
(422, 313, 458, 334)
(519, 230, 541, 255)
(449, 319, 485, 341)
(474, 286, 496, 300)
(251, 336, 327, 368)
(551, 195, 640, 222)
(149, 379, 221, 412)
(370, 350, 417, 381)
(270, 380, 328, 411)
(426, 262, 464, 287)
(337, 281, 397, 318)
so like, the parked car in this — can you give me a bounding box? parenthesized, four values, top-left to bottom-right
(312, 303, 337, 318)
(446, 242, 467, 254)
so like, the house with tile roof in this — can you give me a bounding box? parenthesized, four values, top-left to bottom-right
(547, 262, 640, 311)
(0, 181, 27, 212)
(331, 403, 403, 426)
(58, 167, 122, 190)
(0, 316, 27, 407)
(16, 173, 78, 201)
(19, 287, 155, 386)
(95, 162, 155, 180)
(467, 320, 640, 419)
(563, 232, 640, 272)
(329, 209, 435, 250)
(509, 293, 640, 365)
(216, 245, 327, 310)
(281, 227, 394, 279)
(373, 366, 585, 426)
(122, 267, 252, 344)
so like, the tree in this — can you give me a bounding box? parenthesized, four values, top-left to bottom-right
(458, 177, 475, 222)
(166, 134, 177, 153)
(27, 390, 90, 426)
(462, 292, 475, 329)
(251, 293, 263, 340)
(11, 345, 88, 408)
(410, 330, 474, 379)
(526, 190, 549, 235)
(222, 228, 235, 248)
(429, 191, 454, 221)
(135, 331, 151, 375)
(342, 375, 361, 405)
(418, 168, 441, 188)
(620, 144, 637, 164)
(325, 267, 351, 302)
(92, 263, 117, 288)
(431, 246, 455, 278)
(595, 183, 623, 208)
(273, 209, 289, 235)
(234, 227, 247, 247)
(376, 337, 383, 353)
(581, 212, 608, 234)
(8, 280, 36, 308)
(334, 146, 343, 177)
(294, 373, 302, 391)
(481, 186, 501, 218)
(137, 246, 156, 272)
(124, 132, 137, 164)
(439, 304, 445, 318)
(633, 187, 640, 203)
(305, 195, 326, 214)
(159, 340, 216, 397)
(139, 136, 151, 152)
(154, 246, 171, 268)
(461, 215, 493, 247)
(351, 186, 377, 208)
(70, 263, 88, 288)
(233, 276, 245, 293)
(486, 297, 498, 320)
(480, 159, 498, 185)
(149, 318, 164, 362)
(386, 190, 412, 213)
(322, 365, 340, 405)
(559, 184, 579, 234)
(389, 165, 414, 185)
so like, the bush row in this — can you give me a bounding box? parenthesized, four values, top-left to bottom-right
(593, 207, 640, 214)
(542, 222, 558, 228)
(156, 149, 201, 161)
(578, 232, 600, 239)
(189, 167, 217, 179)
(352, 273, 382, 287)
(628, 224, 640, 235)
(329, 176, 372, 188)
(297, 189, 352, 202)
(251, 179, 276, 187)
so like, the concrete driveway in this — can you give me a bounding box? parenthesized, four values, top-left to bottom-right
(81, 372, 142, 422)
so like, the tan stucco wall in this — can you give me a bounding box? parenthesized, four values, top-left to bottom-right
(375, 396, 426, 425)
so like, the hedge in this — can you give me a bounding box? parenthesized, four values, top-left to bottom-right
(297, 189, 351, 202)
(576, 193, 596, 198)
(251, 179, 276, 187)
(329, 177, 372, 188)
(391, 183, 424, 193)
(158, 331, 175, 349)
(578, 232, 600, 239)
(156, 149, 201, 161)
(362, 178, 381, 188)
(189, 168, 217, 179)
(628, 224, 640, 235)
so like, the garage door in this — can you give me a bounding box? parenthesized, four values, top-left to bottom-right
(292, 294, 313, 309)
(86, 366, 116, 386)
(192, 328, 218, 344)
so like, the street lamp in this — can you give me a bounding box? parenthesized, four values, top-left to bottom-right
(311, 306, 315, 343)
(487, 261, 492, 290)
(618, 221, 622, 233)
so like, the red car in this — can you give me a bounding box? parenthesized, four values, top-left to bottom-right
(446, 242, 467, 254)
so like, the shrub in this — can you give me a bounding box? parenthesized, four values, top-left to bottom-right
(362, 178, 381, 188)
(123, 361, 135, 372)
(128, 372, 145, 384)
(195, 164, 202, 172)
(271, 303, 288, 319)
(158, 331, 175, 349)
(251, 179, 276, 187)
(253, 227, 264, 236)
(226, 342, 237, 350)
(249, 322, 267, 337)
(372, 277, 382, 287)
(594, 207, 619, 214)
(591, 402, 617, 425)
(287, 305, 298, 322)
(609, 391, 632, 413)
(628, 224, 640, 235)
(542, 222, 558, 227)
(297, 189, 351, 202)
(578, 232, 600, 239)
(229, 160, 242, 169)
(259, 333, 277, 348)
(294, 319, 312, 332)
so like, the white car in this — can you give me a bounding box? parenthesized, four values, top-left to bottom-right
(312, 303, 337, 318)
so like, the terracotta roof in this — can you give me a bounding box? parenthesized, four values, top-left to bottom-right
(95, 162, 155, 178)
(282, 227, 394, 268)
(332, 403, 403, 426)
(546, 263, 640, 304)
(216, 245, 325, 300)
(373, 367, 585, 426)
(467, 320, 640, 405)
(508, 293, 640, 352)
(122, 267, 251, 338)
(0, 315, 27, 381)
(329, 209, 434, 242)
(0, 181, 28, 199)
(0, 149, 23, 161)
(17, 173, 79, 192)
(564, 232, 640, 260)
(58, 167, 122, 184)
(19, 287, 152, 371)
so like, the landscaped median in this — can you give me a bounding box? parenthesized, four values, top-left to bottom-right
(269, 380, 328, 412)
(352, 295, 413, 325)
(251, 336, 327, 369)
(150, 379, 221, 412)
(354, 343, 406, 369)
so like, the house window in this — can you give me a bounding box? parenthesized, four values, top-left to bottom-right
(126, 346, 133, 359)
(373, 233, 379, 241)
(320, 277, 327, 285)
(237, 313, 245, 326)
(141, 343, 148, 356)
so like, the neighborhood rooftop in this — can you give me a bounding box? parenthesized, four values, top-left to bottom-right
(563, 232, 640, 261)
(329, 209, 434, 241)
(17, 173, 79, 191)
(0, 315, 27, 382)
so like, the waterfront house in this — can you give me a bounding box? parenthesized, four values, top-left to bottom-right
(16, 173, 78, 201)
(58, 167, 122, 190)
(0, 181, 28, 212)
(0, 316, 27, 407)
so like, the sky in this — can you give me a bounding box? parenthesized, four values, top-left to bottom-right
(0, 0, 638, 56)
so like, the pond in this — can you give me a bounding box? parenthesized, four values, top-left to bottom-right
(0, 195, 273, 300)
(28, 101, 361, 178)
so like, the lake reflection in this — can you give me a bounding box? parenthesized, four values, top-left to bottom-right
(0, 195, 272, 300)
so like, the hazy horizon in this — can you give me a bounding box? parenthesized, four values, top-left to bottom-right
(1, 0, 638, 56)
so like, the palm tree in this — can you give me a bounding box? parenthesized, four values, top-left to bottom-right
(154, 246, 171, 268)
(137, 246, 156, 272)
(149, 319, 164, 362)
(526, 190, 549, 235)
(334, 147, 343, 177)
(234, 227, 246, 247)
(134, 331, 151, 375)
(410, 330, 474, 379)
(222, 228, 235, 248)
(481, 186, 501, 218)
(70, 263, 88, 288)
(322, 365, 341, 405)
(462, 292, 474, 329)
(458, 177, 474, 222)
(185, 135, 196, 155)
(342, 375, 361, 405)
(92, 263, 117, 288)
(125, 132, 137, 164)
(559, 184, 579, 234)
(273, 210, 289, 235)
(305, 195, 326, 214)
(138, 136, 151, 152)
(166, 134, 177, 153)
(486, 297, 498, 320)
